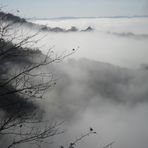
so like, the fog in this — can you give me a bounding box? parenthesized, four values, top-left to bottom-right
(21, 18, 148, 148)
(37, 58, 147, 148)
(5, 18, 148, 148)
(31, 18, 148, 68)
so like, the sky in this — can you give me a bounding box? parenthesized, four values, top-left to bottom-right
(1, 0, 148, 18)
(0, 1, 148, 148)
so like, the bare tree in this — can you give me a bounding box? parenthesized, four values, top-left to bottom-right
(59, 128, 97, 148)
(0, 11, 75, 148)
(102, 141, 115, 148)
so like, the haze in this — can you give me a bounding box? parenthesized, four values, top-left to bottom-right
(25, 17, 148, 148)
(1, 0, 148, 147)
(31, 18, 148, 68)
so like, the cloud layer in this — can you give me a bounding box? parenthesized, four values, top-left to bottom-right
(39, 58, 148, 148)
(2, 17, 148, 148)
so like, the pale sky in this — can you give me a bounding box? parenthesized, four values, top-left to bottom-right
(1, 0, 148, 18)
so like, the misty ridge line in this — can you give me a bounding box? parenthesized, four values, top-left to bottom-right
(26, 21, 94, 33)
(51, 58, 148, 105)
(0, 11, 94, 33)
(2, 11, 148, 39)
(27, 15, 148, 21)
(41, 57, 148, 126)
(107, 31, 148, 39)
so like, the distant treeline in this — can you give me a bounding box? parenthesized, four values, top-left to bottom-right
(0, 11, 26, 23)
(0, 11, 94, 32)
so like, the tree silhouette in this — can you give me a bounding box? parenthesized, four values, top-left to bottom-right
(0, 10, 75, 148)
